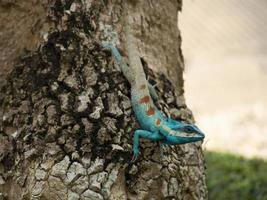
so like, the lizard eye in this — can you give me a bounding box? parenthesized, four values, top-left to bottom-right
(184, 126, 194, 132)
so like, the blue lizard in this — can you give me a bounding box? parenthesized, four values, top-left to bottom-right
(102, 15, 205, 161)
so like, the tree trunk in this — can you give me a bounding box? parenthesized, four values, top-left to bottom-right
(0, 0, 207, 199)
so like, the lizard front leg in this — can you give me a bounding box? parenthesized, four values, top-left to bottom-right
(132, 130, 164, 161)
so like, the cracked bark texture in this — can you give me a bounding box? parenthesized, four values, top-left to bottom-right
(0, 0, 207, 199)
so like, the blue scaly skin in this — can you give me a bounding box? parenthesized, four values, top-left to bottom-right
(102, 15, 204, 161)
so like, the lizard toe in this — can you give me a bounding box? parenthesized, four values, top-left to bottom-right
(131, 153, 139, 162)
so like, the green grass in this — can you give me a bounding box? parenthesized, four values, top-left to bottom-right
(206, 151, 267, 200)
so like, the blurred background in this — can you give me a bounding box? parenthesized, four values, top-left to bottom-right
(179, 0, 267, 199)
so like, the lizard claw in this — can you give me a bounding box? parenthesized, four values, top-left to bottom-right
(131, 155, 138, 163)
(131, 153, 139, 162)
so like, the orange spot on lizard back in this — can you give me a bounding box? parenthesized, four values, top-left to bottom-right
(139, 95, 150, 104)
(139, 84, 146, 90)
(146, 107, 155, 116)
(155, 118, 161, 125)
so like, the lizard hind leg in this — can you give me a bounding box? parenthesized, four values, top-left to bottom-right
(132, 130, 163, 162)
(148, 83, 159, 101)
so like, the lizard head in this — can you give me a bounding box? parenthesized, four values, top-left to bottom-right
(180, 124, 201, 132)
(161, 121, 205, 144)
(172, 123, 205, 144)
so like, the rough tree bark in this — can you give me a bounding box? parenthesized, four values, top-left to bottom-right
(0, 0, 207, 199)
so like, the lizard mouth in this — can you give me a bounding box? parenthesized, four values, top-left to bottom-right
(169, 130, 205, 139)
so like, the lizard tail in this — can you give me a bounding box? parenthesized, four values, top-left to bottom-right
(123, 9, 147, 85)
